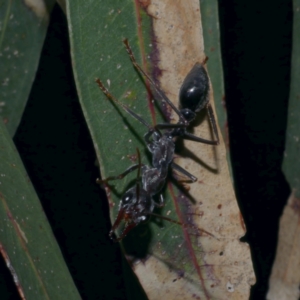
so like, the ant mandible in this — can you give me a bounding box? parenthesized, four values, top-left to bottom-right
(96, 39, 219, 241)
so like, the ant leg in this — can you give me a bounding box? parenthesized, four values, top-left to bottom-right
(110, 221, 137, 242)
(206, 103, 220, 144)
(107, 148, 143, 242)
(154, 123, 187, 130)
(109, 207, 125, 241)
(96, 164, 141, 185)
(123, 39, 183, 119)
(153, 194, 165, 208)
(98, 147, 144, 185)
(181, 132, 219, 145)
(180, 105, 220, 145)
(171, 162, 197, 182)
(95, 78, 152, 129)
(145, 110, 219, 146)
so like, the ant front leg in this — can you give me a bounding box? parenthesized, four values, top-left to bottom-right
(109, 222, 137, 242)
(96, 164, 141, 185)
(98, 146, 144, 186)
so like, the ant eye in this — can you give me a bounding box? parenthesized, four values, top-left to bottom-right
(140, 215, 150, 223)
(122, 191, 133, 203)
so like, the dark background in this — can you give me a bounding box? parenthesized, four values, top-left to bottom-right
(0, 1, 292, 299)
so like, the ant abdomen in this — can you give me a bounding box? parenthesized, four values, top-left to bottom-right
(179, 62, 210, 113)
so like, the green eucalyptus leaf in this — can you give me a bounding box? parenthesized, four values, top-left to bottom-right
(201, 0, 226, 138)
(0, 122, 80, 299)
(0, 0, 54, 136)
(282, 0, 300, 197)
(267, 2, 300, 298)
(67, 0, 254, 298)
(201, 0, 233, 179)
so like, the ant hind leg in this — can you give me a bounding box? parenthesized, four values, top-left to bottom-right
(171, 162, 197, 182)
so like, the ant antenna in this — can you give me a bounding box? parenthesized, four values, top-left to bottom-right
(95, 78, 152, 130)
(135, 147, 141, 202)
(123, 39, 183, 119)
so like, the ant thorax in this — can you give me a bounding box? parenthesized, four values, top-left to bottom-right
(148, 134, 175, 170)
(141, 164, 167, 196)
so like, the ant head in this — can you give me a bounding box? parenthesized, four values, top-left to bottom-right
(110, 186, 153, 241)
(179, 62, 210, 114)
(120, 187, 152, 223)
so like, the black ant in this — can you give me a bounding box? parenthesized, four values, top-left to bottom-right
(96, 39, 219, 241)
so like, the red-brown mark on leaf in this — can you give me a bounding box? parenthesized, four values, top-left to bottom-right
(173, 269, 184, 282)
(25, 174, 31, 183)
(150, 33, 174, 122)
(0, 192, 4, 201)
(6, 210, 28, 246)
(224, 120, 230, 150)
(133, 0, 157, 125)
(124, 89, 133, 99)
(124, 254, 135, 266)
(239, 212, 246, 232)
(138, 0, 151, 9)
(150, 34, 162, 79)
(127, 152, 138, 163)
(222, 94, 226, 105)
(177, 269, 185, 278)
(216, 203, 222, 216)
(186, 210, 204, 218)
(291, 196, 300, 216)
(170, 187, 214, 298)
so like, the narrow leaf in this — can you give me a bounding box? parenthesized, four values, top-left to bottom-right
(68, 0, 255, 298)
(0, 0, 54, 136)
(0, 122, 81, 299)
(268, 1, 300, 299)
